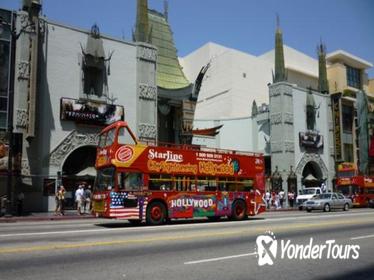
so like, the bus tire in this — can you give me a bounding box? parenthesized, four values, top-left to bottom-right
(323, 203, 330, 212)
(231, 200, 247, 221)
(146, 201, 166, 225)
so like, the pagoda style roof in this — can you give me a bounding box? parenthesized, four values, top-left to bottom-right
(192, 125, 223, 136)
(148, 9, 191, 90)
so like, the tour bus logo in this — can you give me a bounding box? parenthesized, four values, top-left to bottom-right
(116, 145, 134, 162)
(255, 231, 360, 266)
(148, 148, 183, 163)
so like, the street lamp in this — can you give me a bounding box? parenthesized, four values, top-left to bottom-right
(0, 15, 35, 216)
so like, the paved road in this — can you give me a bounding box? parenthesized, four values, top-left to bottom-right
(0, 209, 373, 280)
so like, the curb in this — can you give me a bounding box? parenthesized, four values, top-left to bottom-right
(266, 208, 299, 212)
(0, 214, 96, 223)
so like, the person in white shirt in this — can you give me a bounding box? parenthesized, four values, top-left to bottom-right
(265, 191, 271, 209)
(75, 185, 84, 215)
(279, 189, 285, 208)
(321, 182, 327, 193)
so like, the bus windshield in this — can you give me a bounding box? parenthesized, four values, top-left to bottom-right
(96, 167, 115, 191)
(98, 128, 116, 148)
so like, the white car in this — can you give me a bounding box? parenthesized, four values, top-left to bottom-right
(296, 187, 322, 210)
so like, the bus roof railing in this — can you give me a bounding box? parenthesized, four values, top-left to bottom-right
(138, 140, 263, 157)
(102, 121, 263, 158)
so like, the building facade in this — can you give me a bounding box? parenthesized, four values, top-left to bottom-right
(1, 2, 158, 212)
(183, 22, 373, 195)
(134, 0, 196, 144)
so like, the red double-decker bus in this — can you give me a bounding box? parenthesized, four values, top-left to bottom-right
(92, 121, 266, 225)
(336, 176, 374, 207)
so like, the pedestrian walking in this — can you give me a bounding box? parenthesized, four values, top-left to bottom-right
(84, 185, 92, 214)
(58, 186, 66, 215)
(271, 191, 276, 209)
(55, 186, 61, 215)
(321, 181, 327, 193)
(75, 184, 84, 215)
(288, 191, 295, 208)
(275, 192, 280, 209)
(265, 190, 271, 209)
(279, 189, 285, 208)
(17, 191, 25, 216)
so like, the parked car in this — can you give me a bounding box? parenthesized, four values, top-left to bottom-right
(304, 192, 352, 212)
(296, 187, 322, 210)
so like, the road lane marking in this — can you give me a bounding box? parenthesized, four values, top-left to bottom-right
(1, 218, 373, 254)
(350, 234, 374, 240)
(1, 211, 374, 238)
(0, 230, 246, 254)
(184, 252, 257, 265)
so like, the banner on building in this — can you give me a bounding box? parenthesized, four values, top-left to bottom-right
(337, 162, 357, 172)
(0, 133, 22, 173)
(60, 98, 124, 125)
(331, 94, 343, 161)
(43, 178, 56, 196)
(299, 131, 323, 149)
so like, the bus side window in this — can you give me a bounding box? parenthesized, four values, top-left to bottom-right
(237, 179, 253, 192)
(149, 175, 172, 191)
(118, 172, 142, 191)
(227, 179, 237, 192)
(218, 178, 227, 191)
(197, 177, 208, 192)
(206, 177, 217, 192)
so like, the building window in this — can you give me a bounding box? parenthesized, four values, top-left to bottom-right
(0, 15, 11, 130)
(346, 65, 361, 89)
(343, 144, 353, 162)
(342, 104, 353, 133)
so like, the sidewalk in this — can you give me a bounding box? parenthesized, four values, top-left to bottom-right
(266, 206, 299, 212)
(0, 210, 96, 223)
(0, 207, 299, 223)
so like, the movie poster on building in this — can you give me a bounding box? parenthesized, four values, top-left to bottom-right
(43, 178, 56, 196)
(0, 140, 8, 172)
(331, 94, 343, 161)
(60, 98, 124, 125)
(299, 131, 323, 149)
(0, 133, 22, 173)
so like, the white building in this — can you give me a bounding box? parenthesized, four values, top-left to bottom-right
(180, 39, 372, 194)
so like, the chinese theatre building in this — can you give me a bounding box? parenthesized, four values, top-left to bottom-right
(133, 0, 196, 144)
(3, 1, 157, 211)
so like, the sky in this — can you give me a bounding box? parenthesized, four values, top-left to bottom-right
(2, 0, 374, 77)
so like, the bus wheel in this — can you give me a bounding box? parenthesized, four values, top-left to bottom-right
(146, 202, 166, 225)
(231, 200, 247, 221)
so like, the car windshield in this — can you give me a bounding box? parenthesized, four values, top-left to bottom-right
(301, 189, 316, 195)
(315, 194, 331, 200)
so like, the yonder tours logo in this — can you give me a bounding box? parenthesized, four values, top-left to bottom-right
(255, 231, 360, 266)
